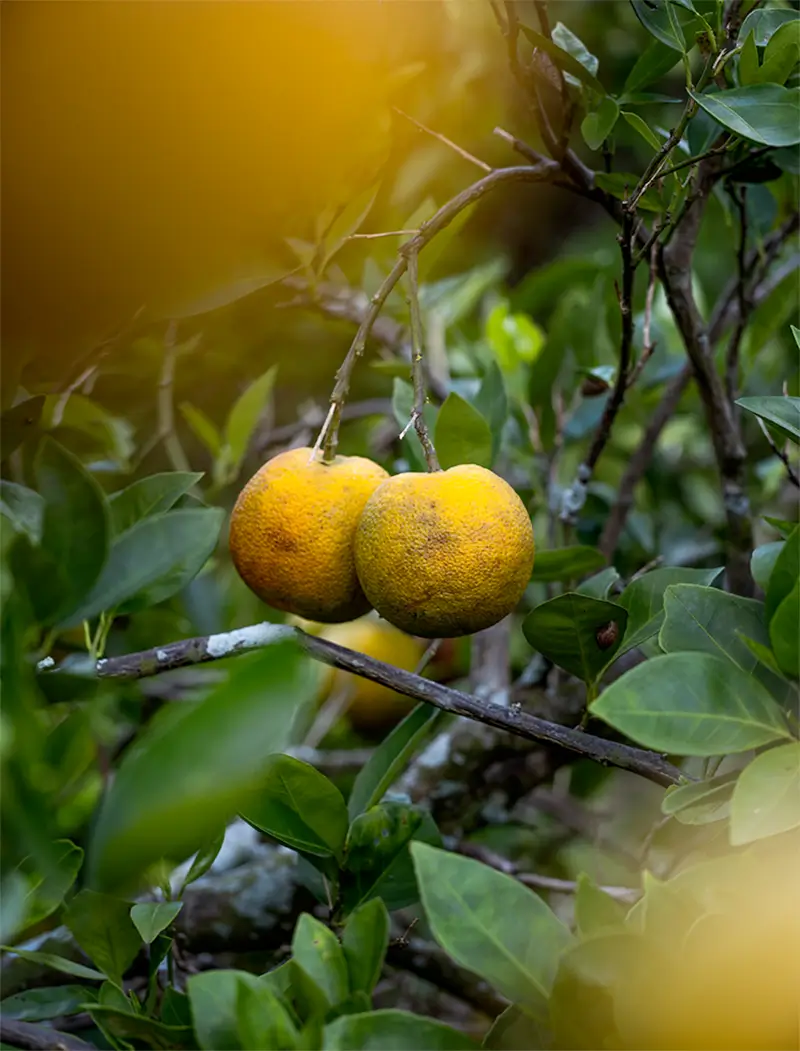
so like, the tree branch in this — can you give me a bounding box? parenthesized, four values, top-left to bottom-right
(0, 1019, 96, 1051)
(96, 625, 684, 787)
(405, 250, 440, 471)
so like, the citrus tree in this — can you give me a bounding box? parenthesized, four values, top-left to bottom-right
(1, 1, 799, 1050)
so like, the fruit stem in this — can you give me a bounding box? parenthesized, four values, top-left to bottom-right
(405, 249, 441, 472)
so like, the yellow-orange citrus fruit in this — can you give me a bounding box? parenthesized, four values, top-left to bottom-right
(318, 616, 424, 734)
(354, 465, 534, 637)
(229, 447, 388, 623)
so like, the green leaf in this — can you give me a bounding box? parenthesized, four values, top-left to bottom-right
(660, 584, 787, 696)
(755, 20, 800, 86)
(21, 839, 83, 928)
(519, 25, 605, 93)
(591, 652, 792, 755)
(574, 873, 629, 937)
(621, 110, 663, 151)
(180, 402, 222, 457)
(292, 913, 349, 1010)
(88, 1003, 194, 1048)
(766, 526, 799, 622)
(166, 267, 295, 319)
(531, 546, 607, 583)
(551, 22, 599, 77)
(594, 171, 663, 211)
(616, 566, 724, 658)
(218, 365, 279, 484)
(482, 1005, 552, 1051)
(660, 776, 736, 825)
(130, 902, 183, 945)
(0, 396, 45, 458)
(736, 395, 800, 444)
(473, 361, 508, 461)
(0, 481, 43, 545)
(736, 632, 790, 683)
(730, 743, 800, 845)
(391, 378, 437, 472)
(738, 30, 760, 86)
(771, 582, 799, 678)
(178, 830, 226, 893)
(348, 703, 443, 821)
(581, 96, 620, 151)
(576, 567, 621, 600)
(0, 985, 98, 1022)
(622, 38, 680, 94)
(739, 8, 798, 47)
(763, 515, 797, 539)
(240, 754, 349, 860)
(484, 301, 545, 374)
(33, 437, 110, 624)
(434, 393, 492, 470)
(87, 642, 314, 890)
(63, 890, 141, 986)
(411, 842, 572, 1009)
(0, 948, 105, 982)
(342, 898, 390, 997)
(109, 472, 203, 535)
(43, 393, 134, 468)
(631, 0, 695, 51)
(320, 182, 381, 272)
(340, 802, 441, 915)
(751, 541, 784, 591)
(523, 594, 628, 683)
(689, 85, 800, 146)
(323, 1010, 478, 1050)
(188, 969, 267, 1050)
(62, 507, 224, 625)
(237, 976, 299, 1051)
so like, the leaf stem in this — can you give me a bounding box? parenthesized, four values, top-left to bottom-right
(405, 251, 440, 472)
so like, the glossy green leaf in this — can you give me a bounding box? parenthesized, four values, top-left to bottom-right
(519, 25, 605, 92)
(739, 30, 760, 86)
(473, 360, 508, 461)
(87, 642, 313, 890)
(690, 85, 800, 146)
(622, 38, 680, 94)
(237, 975, 299, 1051)
(574, 873, 629, 936)
(62, 507, 224, 625)
(631, 0, 694, 51)
(240, 754, 348, 860)
(751, 541, 784, 591)
(342, 898, 390, 997)
(178, 830, 226, 893)
(434, 393, 492, 470)
(766, 527, 799, 622)
(739, 8, 798, 47)
(660, 776, 736, 825)
(348, 703, 443, 820)
(411, 842, 572, 1008)
(0, 482, 43, 545)
(616, 566, 724, 658)
(109, 472, 203, 535)
(21, 839, 83, 929)
(531, 546, 607, 583)
(763, 515, 796, 538)
(0, 985, 98, 1022)
(621, 110, 663, 150)
(130, 901, 183, 945)
(0, 948, 105, 982)
(576, 567, 621, 600)
(33, 437, 110, 624)
(730, 743, 800, 845)
(581, 96, 620, 150)
(180, 402, 222, 457)
(187, 969, 267, 1050)
(552, 22, 599, 77)
(771, 582, 799, 678)
(220, 365, 278, 481)
(755, 19, 800, 85)
(591, 652, 792, 755)
(523, 593, 628, 683)
(737, 395, 800, 444)
(323, 1010, 478, 1050)
(736, 633, 790, 684)
(341, 802, 440, 915)
(292, 913, 349, 1010)
(63, 890, 140, 986)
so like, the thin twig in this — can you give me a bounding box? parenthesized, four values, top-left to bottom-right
(96, 625, 685, 787)
(346, 230, 420, 241)
(626, 241, 659, 390)
(303, 686, 353, 748)
(725, 184, 748, 403)
(415, 638, 443, 676)
(393, 107, 492, 173)
(756, 417, 800, 489)
(406, 251, 440, 471)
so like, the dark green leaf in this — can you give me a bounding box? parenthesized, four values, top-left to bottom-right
(241, 754, 348, 860)
(751, 541, 784, 590)
(519, 25, 605, 92)
(766, 526, 799, 621)
(434, 393, 492, 470)
(523, 594, 628, 683)
(531, 546, 607, 583)
(574, 874, 628, 936)
(473, 361, 508, 461)
(591, 652, 792, 755)
(0, 397, 45, 458)
(739, 8, 798, 47)
(109, 472, 203, 535)
(292, 913, 349, 1010)
(0, 948, 105, 981)
(411, 842, 572, 1008)
(482, 1005, 552, 1051)
(621, 110, 663, 150)
(323, 1010, 478, 1050)
(763, 515, 796, 539)
(87, 642, 314, 890)
(551, 22, 599, 76)
(689, 85, 800, 146)
(188, 969, 267, 1051)
(63, 890, 140, 986)
(178, 830, 226, 893)
(220, 365, 279, 482)
(616, 566, 724, 657)
(576, 567, 621, 600)
(34, 437, 110, 624)
(736, 632, 789, 683)
(0, 482, 43, 545)
(348, 703, 443, 821)
(631, 0, 694, 51)
(771, 582, 799, 677)
(89, 1003, 194, 1048)
(130, 902, 182, 945)
(21, 839, 83, 928)
(738, 30, 760, 86)
(661, 776, 736, 825)
(755, 19, 800, 86)
(581, 97, 620, 151)
(63, 507, 224, 625)
(342, 898, 390, 997)
(737, 395, 800, 443)
(0, 985, 98, 1022)
(730, 742, 800, 845)
(594, 172, 663, 211)
(622, 38, 680, 94)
